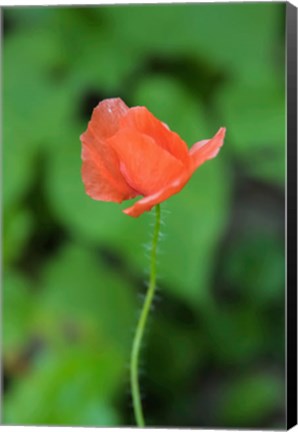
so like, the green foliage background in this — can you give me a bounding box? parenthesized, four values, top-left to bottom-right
(3, 3, 285, 428)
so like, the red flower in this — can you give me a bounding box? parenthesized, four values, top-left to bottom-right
(80, 98, 226, 217)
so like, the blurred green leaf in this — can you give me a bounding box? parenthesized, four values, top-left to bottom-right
(217, 81, 285, 151)
(3, 271, 35, 352)
(3, 246, 130, 426)
(148, 317, 205, 391)
(68, 29, 140, 92)
(2, 105, 36, 210)
(3, 30, 70, 141)
(3, 208, 33, 266)
(4, 8, 57, 30)
(219, 372, 284, 426)
(37, 242, 137, 356)
(3, 29, 72, 210)
(3, 348, 122, 426)
(107, 3, 284, 82)
(224, 232, 285, 305)
(248, 155, 285, 186)
(216, 79, 285, 185)
(205, 306, 267, 366)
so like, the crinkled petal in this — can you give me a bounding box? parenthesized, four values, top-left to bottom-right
(189, 127, 226, 172)
(107, 127, 186, 196)
(81, 132, 138, 202)
(123, 171, 191, 217)
(120, 106, 190, 166)
(80, 98, 138, 202)
(89, 97, 129, 139)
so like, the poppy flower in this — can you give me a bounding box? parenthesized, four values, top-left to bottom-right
(80, 98, 226, 218)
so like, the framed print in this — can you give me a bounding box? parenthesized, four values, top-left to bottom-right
(2, 1, 297, 429)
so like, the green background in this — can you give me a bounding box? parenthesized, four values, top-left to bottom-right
(3, 3, 285, 428)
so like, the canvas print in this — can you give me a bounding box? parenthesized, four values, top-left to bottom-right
(3, 2, 287, 429)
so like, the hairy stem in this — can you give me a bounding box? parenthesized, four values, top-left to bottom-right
(130, 204, 161, 427)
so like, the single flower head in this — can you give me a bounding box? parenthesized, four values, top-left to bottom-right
(80, 98, 226, 217)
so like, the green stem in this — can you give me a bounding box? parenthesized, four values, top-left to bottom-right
(130, 204, 161, 427)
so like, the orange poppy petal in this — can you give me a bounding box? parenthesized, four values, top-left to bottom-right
(123, 171, 191, 217)
(120, 106, 190, 166)
(89, 97, 129, 139)
(107, 128, 186, 196)
(189, 127, 226, 172)
(81, 158, 134, 203)
(81, 134, 138, 202)
(80, 98, 138, 202)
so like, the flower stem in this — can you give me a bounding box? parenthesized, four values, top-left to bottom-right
(130, 204, 161, 427)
